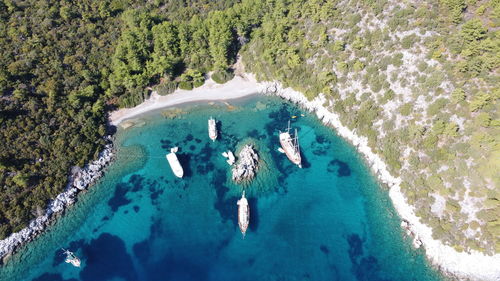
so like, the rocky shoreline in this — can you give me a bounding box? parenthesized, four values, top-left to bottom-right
(1, 70, 498, 280)
(0, 136, 115, 263)
(264, 80, 500, 281)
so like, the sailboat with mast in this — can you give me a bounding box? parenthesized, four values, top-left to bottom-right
(279, 120, 302, 168)
(62, 248, 81, 267)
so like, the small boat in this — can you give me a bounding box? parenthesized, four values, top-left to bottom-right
(279, 121, 302, 168)
(226, 151, 235, 165)
(208, 117, 217, 141)
(222, 150, 236, 165)
(62, 249, 81, 267)
(237, 191, 250, 237)
(166, 147, 184, 178)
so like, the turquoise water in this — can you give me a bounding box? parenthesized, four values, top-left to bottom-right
(0, 96, 444, 281)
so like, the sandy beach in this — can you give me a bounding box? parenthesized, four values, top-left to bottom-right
(109, 73, 500, 280)
(109, 74, 265, 126)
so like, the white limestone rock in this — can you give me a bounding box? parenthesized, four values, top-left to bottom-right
(232, 144, 259, 183)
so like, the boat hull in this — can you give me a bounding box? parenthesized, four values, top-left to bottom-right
(66, 258, 81, 267)
(64, 251, 81, 267)
(166, 153, 184, 178)
(237, 197, 250, 236)
(208, 119, 217, 141)
(279, 133, 301, 167)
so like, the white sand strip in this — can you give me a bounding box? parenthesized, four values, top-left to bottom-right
(109, 75, 265, 126)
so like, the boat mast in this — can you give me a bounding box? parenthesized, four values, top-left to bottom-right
(62, 248, 74, 259)
(294, 128, 299, 151)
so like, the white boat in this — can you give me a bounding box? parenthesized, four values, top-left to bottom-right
(279, 121, 302, 168)
(222, 150, 236, 165)
(226, 151, 235, 165)
(166, 147, 184, 178)
(62, 249, 81, 267)
(208, 117, 217, 141)
(237, 191, 250, 237)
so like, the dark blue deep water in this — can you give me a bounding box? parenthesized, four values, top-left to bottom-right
(0, 96, 444, 281)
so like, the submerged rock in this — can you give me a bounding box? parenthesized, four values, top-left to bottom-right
(232, 144, 259, 183)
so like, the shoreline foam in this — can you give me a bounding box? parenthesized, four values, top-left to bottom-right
(2, 72, 498, 280)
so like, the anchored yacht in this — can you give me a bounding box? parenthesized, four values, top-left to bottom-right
(62, 249, 81, 267)
(279, 121, 302, 168)
(237, 191, 250, 237)
(208, 117, 217, 141)
(166, 147, 184, 178)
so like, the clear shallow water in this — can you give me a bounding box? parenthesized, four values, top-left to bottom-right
(0, 96, 444, 281)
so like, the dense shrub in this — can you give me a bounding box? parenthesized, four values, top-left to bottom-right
(469, 91, 491, 112)
(179, 81, 194, 90)
(428, 98, 449, 116)
(451, 88, 466, 102)
(155, 81, 178, 96)
(193, 80, 205, 88)
(212, 69, 235, 84)
(399, 103, 413, 116)
(401, 34, 419, 49)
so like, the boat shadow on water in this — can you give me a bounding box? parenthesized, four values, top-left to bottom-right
(216, 120, 222, 138)
(215, 120, 239, 148)
(299, 151, 311, 169)
(176, 153, 193, 178)
(247, 197, 259, 232)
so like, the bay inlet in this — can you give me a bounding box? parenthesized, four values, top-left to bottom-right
(0, 96, 444, 281)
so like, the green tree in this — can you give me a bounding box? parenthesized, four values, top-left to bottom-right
(12, 173, 29, 188)
(451, 88, 466, 103)
(108, 11, 153, 105)
(475, 112, 492, 127)
(461, 18, 487, 43)
(147, 21, 180, 79)
(353, 60, 365, 71)
(440, 0, 466, 23)
(207, 11, 234, 70)
(469, 91, 491, 112)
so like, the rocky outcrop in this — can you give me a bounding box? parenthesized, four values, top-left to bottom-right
(0, 137, 114, 262)
(232, 144, 259, 183)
